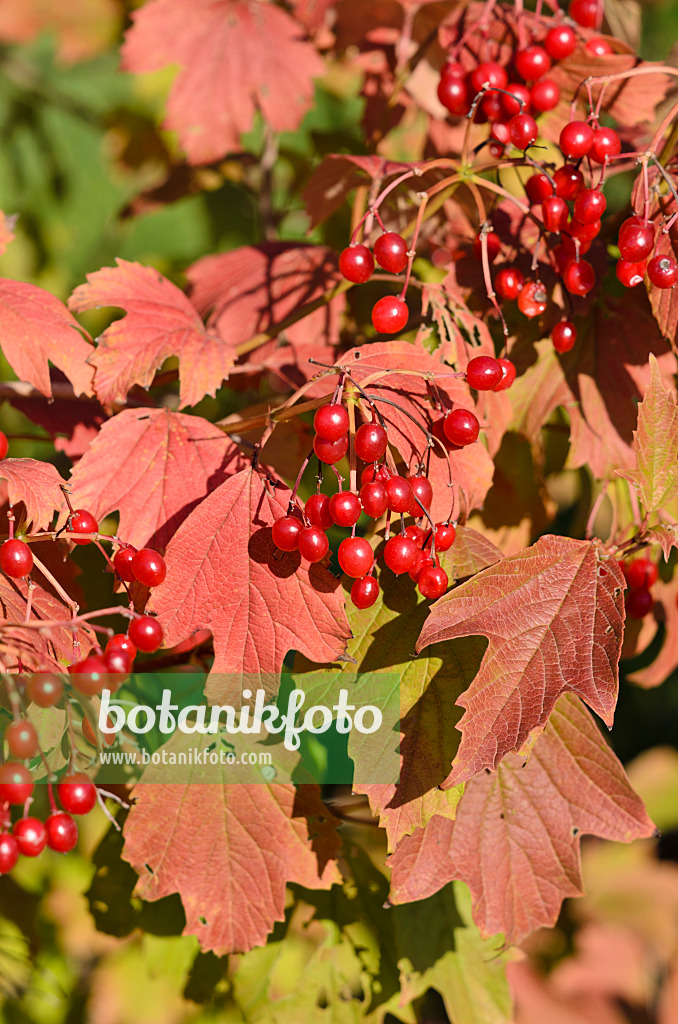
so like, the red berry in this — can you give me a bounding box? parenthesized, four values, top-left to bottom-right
(618, 221, 654, 262)
(569, 0, 598, 28)
(466, 355, 503, 390)
(305, 493, 333, 530)
(339, 245, 374, 284)
(5, 719, 38, 760)
(499, 82, 531, 118)
(128, 616, 163, 653)
(314, 403, 349, 442)
(430, 522, 456, 551)
(0, 833, 18, 874)
(553, 164, 584, 200)
(590, 126, 621, 163)
(563, 258, 595, 295)
(542, 196, 569, 233)
(313, 432, 348, 464)
(70, 509, 98, 545)
(625, 558, 658, 590)
(385, 475, 415, 514)
(371, 296, 408, 333)
(488, 140, 505, 159)
(27, 673, 64, 708)
(441, 60, 465, 78)
(383, 535, 419, 574)
(0, 431, 8, 460)
(297, 526, 329, 563)
(565, 218, 601, 245)
(626, 587, 653, 619)
(490, 121, 510, 146)
(552, 320, 577, 353)
(351, 575, 380, 610)
(374, 232, 409, 274)
(113, 546, 137, 582)
(573, 188, 606, 224)
(361, 463, 390, 486)
(437, 74, 470, 116)
(13, 817, 47, 857)
(530, 78, 560, 111)
(525, 173, 553, 204)
(493, 357, 516, 391)
(105, 634, 137, 660)
(0, 762, 33, 804)
(443, 409, 480, 446)
(616, 258, 647, 288)
(409, 550, 434, 582)
(418, 565, 449, 599)
(647, 256, 678, 289)
(57, 772, 97, 815)
(586, 36, 613, 56)
(407, 475, 434, 512)
(46, 811, 79, 853)
(68, 655, 110, 696)
(545, 24, 577, 61)
(470, 62, 508, 93)
(404, 524, 426, 548)
(473, 231, 501, 262)
(132, 548, 167, 588)
(517, 279, 548, 317)
(360, 481, 388, 519)
(104, 648, 133, 676)
(495, 267, 524, 299)
(0, 538, 33, 579)
(508, 112, 538, 150)
(559, 121, 594, 159)
(338, 537, 373, 578)
(355, 422, 388, 462)
(515, 45, 551, 81)
(328, 490, 362, 527)
(271, 516, 302, 552)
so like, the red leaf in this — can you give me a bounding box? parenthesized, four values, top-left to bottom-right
(7, 386, 105, 461)
(68, 408, 244, 551)
(627, 574, 678, 689)
(619, 354, 678, 516)
(646, 196, 678, 347)
(417, 535, 625, 785)
(68, 259, 235, 409)
(0, 458, 67, 531)
(0, 279, 93, 398)
(388, 694, 654, 944)
(148, 466, 351, 698)
(0, 570, 93, 671)
(302, 155, 413, 229)
(121, 0, 324, 165)
(123, 776, 340, 954)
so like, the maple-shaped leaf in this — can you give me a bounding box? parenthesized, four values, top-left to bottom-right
(620, 354, 678, 515)
(646, 523, 678, 561)
(0, 458, 67, 531)
(68, 259, 234, 409)
(8, 382, 106, 461)
(388, 694, 654, 944)
(121, 0, 324, 165)
(0, 278, 93, 398)
(417, 535, 625, 786)
(68, 408, 244, 551)
(148, 466, 351, 699)
(0, 571, 93, 671)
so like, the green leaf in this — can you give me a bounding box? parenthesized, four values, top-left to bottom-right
(620, 353, 678, 515)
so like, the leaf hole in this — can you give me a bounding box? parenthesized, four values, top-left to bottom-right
(144, 863, 154, 874)
(572, 826, 579, 837)
(199, 915, 207, 925)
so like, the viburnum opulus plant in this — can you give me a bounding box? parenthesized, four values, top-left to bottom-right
(0, 0, 678, 1018)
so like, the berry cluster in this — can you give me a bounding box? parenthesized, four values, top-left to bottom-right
(618, 556, 658, 619)
(339, 231, 410, 334)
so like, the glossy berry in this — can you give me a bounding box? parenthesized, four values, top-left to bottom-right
(430, 522, 456, 551)
(313, 432, 348, 464)
(68, 655, 110, 696)
(525, 173, 553, 204)
(338, 537, 373, 578)
(407, 475, 434, 512)
(418, 565, 449, 600)
(113, 546, 137, 582)
(648, 256, 678, 289)
(361, 463, 390, 486)
(128, 616, 163, 653)
(437, 74, 469, 116)
(383, 535, 419, 574)
(372, 296, 408, 333)
(565, 218, 601, 247)
(329, 491, 362, 527)
(0, 431, 7, 460)
(409, 550, 434, 582)
(0, 761, 34, 804)
(27, 673, 64, 708)
(626, 587, 653, 619)
(490, 120, 510, 146)
(0, 539, 33, 579)
(545, 24, 577, 61)
(495, 267, 524, 299)
(404, 524, 426, 548)
(625, 558, 658, 590)
(616, 258, 647, 288)
(530, 78, 560, 112)
(5, 719, 38, 760)
(13, 817, 47, 857)
(508, 113, 538, 150)
(360, 481, 388, 519)
(271, 516, 302, 552)
(517, 279, 548, 317)
(57, 772, 97, 815)
(573, 188, 606, 224)
(466, 356, 503, 390)
(314, 403, 349, 442)
(385, 476, 414, 514)
(106, 634, 137, 660)
(586, 36, 613, 56)
(374, 232, 409, 274)
(499, 82, 531, 118)
(473, 231, 501, 262)
(470, 61, 508, 93)
(563, 259, 595, 295)
(69, 509, 98, 545)
(46, 812, 78, 853)
(443, 409, 480, 446)
(104, 648, 133, 677)
(552, 321, 577, 353)
(297, 526, 329, 563)
(488, 140, 505, 159)
(305, 493, 333, 530)
(0, 833, 18, 874)
(493, 358, 516, 391)
(542, 196, 569, 233)
(339, 245, 374, 284)
(515, 45, 551, 81)
(553, 164, 584, 200)
(132, 548, 167, 588)
(354, 422, 388, 462)
(570, 0, 598, 28)
(351, 575, 380, 610)
(590, 126, 621, 163)
(440, 59, 465, 78)
(559, 121, 594, 159)
(618, 221, 654, 262)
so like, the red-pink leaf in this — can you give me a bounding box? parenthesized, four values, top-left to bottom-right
(0, 458, 67, 531)
(417, 535, 625, 785)
(121, 0, 324, 165)
(627, 575, 678, 689)
(0, 568, 93, 671)
(388, 694, 654, 944)
(0, 279, 93, 398)
(68, 259, 234, 409)
(302, 155, 413, 228)
(68, 408, 244, 551)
